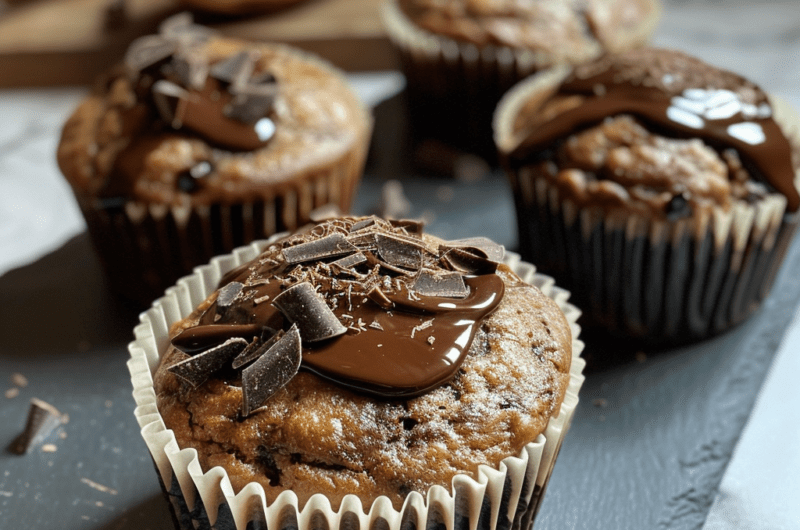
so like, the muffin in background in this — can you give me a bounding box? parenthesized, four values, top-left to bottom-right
(495, 48, 800, 344)
(382, 0, 660, 161)
(58, 14, 372, 306)
(178, 0, 310, 15)
(130, 215, 585, 530)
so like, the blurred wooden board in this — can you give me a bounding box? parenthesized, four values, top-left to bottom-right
(0, 0, 396, 88)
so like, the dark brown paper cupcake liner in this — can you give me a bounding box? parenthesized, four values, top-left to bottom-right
(129, 237, 586, 530)
(76, 139, 368, 306)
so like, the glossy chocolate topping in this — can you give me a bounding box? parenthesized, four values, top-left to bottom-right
(171, 217, 507, 406)
(509, 49, 799, 211)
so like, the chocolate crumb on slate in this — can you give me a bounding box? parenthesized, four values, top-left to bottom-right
(242, 325, 302, 416)
(168, 337, 248, 387)
(10, 398, 64, 455)
(282, 233, 358, 264)
(412, 270, 468, 298)
(272, 282, 347, 342)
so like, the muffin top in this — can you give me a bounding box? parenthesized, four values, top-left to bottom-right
(396, 0, 659, 64)
(153, 216, 572, 508)
(57, 15, 370, 207)
(498, 48, 800, 217)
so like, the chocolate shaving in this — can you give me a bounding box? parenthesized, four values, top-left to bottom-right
(331, 252, 367, 270)
(282, 234, 357, 264)
(412, 270, 468, 298)
(152, 80, 189, 125)
(10, 398, 64, 455)
(363, 250, 415, 276)
(232, 330, 284, 369)
(210, 51, 255, 87)
(389, 219, 424, 235)
(170, 55, 209, 91)
(125, 35, 175, 77)
(168, 337, 248, 387)
(443, 238, 504, 262)
(225, 84, 277, 124)
(441, 248, 499, 274)
(217, 281, 244, 308)
(367, 287, 394, 309)
(272, 282, 347, 342)
(375, 233, 425, 270)
(350, 217, 378, 232)
(241, 324, 302, 416)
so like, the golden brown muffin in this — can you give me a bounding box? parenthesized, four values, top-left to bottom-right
(495, 48, 800, 342)
(58, 15, 371, 305)
(382, 0, 660, 159)
(152, 216, 573, 509)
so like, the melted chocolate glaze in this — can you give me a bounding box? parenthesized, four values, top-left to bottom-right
(508, 56, 799, 212)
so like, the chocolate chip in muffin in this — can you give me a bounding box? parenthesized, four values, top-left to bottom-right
(664, 192, 692, 220)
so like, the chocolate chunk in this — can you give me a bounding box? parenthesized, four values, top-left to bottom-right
(442, 248, 499, 274)
(241, 324, 302, 416)
(412, 270, 468, 298)
(225, 83, 277, 124)
(350, 217, 378, 232)
(389, 219, 425, 235)
(217, 281, 244, 308)
(363, 250, 415, 276)
(125, 35, 175, 77)
(272, 282, 347, 342)
(152, 80, 189, 125)
(168, 337, 248, 387)
(375, 233, 425, 270)
(232, 330, 284, 370)
(367, 287, 394, 309)
(172, 323, 264, 354)
(10, 399, 63, 455)
(665, 192, 692, 220)
(443, 237, 504, 262)
(210, 51, 255, 87)
(170, 55, 209, 91)
(331, 252, 367, 270)
(282, 234, 358, 264)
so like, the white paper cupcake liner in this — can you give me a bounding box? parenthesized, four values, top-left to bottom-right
(495, 73, 800, 342)
(128, 235, 586, 530)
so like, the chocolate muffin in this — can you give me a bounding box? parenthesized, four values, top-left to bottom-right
(58, 14, 371, 305)
(178, 0, 310, 15)
(130, 216, 585, 530)
(382, 0, 660, 160)
(494, 48, 800, 342)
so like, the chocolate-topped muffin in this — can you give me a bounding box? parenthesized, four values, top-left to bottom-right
(495, 48, 800, 342)
(130, 216, 585, 529)
(178, 0, 310, 15)
(58, 15, 371, 305)
(382, 0, 660, 160)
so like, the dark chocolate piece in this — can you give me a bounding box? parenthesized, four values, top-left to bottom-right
(217, 281, 244, 308)
(442, 248, 499, 274)
(375, 233, 426, 270)
(389, 219, 425, 235)
(443, 237, 505, 262)
(272, 282, 347, 342)
(170, 55, 209, 91)
(10, 398, 63, 455)
(241, 324, 302, 416)
(282, 234, 358, 264)
(168, 337, 248, 387)
(125, 35, 175, 77)
(665, 192, 692, 220)
(331, 252, 367, 270)
(232, 330, 284, 370)
(350, 217, 378, 232)
(226, 83, 277, 124)
(210, 51, 255, 87)
(412, 270, 468, 298)
(152, 80, 188, 125)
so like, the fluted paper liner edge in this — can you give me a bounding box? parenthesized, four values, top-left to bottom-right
(128, 235, 586, 530)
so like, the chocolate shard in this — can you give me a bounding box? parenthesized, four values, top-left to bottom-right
(272, 282, 347, 342)
(367, 286, 394, 309)
(389, 219, 425, 235)
(168, 337, 248, 387)
(443, 237, 504, 262)
(441, 248, 499, 274)
(282, 233, 358, 264)
(10, 398, 63, 455)
(125, 35, 175, 77)
(363, 250, 415, 276)
(217, 281, 244, 308)
(241, 324, 302, 417)
(232, 330, 285, 370)
(375, 233, 425, 270)
(412, 270, 468, 298)
(331, 252, 367, 270)
(225, 83, 277, 124)
(170, 55, 209, 91)
(350, 217, 378, 232)
(152, 80, 189, 125)
(210, 51, 255, 87)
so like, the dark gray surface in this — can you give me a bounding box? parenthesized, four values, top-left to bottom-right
(1, 167, 799, 529)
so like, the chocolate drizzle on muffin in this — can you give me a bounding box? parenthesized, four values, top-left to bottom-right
(170, 216, 507, 413)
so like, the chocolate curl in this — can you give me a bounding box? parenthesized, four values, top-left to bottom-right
(168, 337, 248, 387)
(442, 237, 505, 262)
(272, 282, 347, 342)
(412, 270, 468, 298)
(282, 234, 358, 265)
(10, 399, 64, 455)
(241, 325, 302, 417)
(232, 330, 284, 370)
